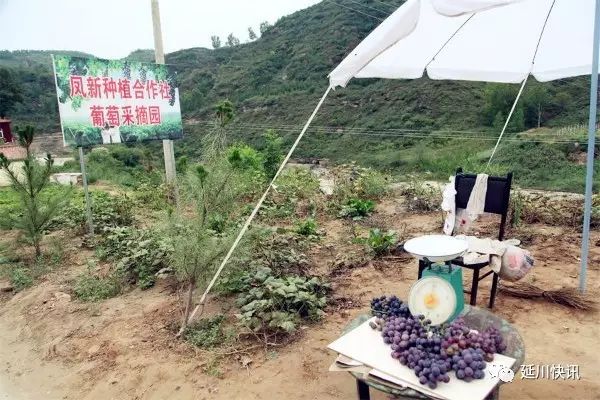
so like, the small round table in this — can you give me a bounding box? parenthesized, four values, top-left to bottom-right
(343, 306, 525, 400)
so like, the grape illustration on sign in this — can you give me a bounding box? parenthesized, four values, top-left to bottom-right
(52, 55, 183, 147)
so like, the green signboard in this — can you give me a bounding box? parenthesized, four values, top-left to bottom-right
(52, 55, 183, 147)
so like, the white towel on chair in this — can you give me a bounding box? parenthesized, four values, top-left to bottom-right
(465, 174, 488, 222)
(442, 176, 456, 235)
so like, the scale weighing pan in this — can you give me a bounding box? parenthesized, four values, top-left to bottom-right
(403, 235, 468, 262)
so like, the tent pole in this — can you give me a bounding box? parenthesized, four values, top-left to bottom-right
(184, 86, 333, 326)
(580, 0, 600, 293)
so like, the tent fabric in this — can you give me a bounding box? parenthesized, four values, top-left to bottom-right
(329, 0, 596, 87)
(431, 0, 523, 16)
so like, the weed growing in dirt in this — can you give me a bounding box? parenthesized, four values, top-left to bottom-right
(73, 265, 121, 302)
(295, 218, 318, 237)
(235, 267, 329, 334)
(331, 164, 389, 207)
(8, 267, 34, 291)
(97, 226, 172, 289)
(339, 198, 375, 220)
(362, 228, 398, 257)
(260, 168, 321, 221)
(184, 315, 231, 349)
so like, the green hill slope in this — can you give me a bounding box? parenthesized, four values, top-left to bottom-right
(0, 0, 597, 191)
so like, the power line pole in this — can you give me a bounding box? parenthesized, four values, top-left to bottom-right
(151, 0, 176, 185)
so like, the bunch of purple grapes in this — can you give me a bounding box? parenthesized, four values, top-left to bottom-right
(378, 314, 449, 389)
(369, 296, 507, 389)
(441, 318, 507, 362)
(370, 295, 411, 318)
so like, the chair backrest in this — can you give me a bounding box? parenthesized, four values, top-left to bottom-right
(454, 167, 513, 240)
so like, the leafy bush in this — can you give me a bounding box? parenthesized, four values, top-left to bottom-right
(339, 198, 375, 220)
(295, 218, 318, 237)
(97, 226, 172, 289)
(262, 129, 283, 179)
(9, 267, 34, 292)
(250, 232, 310, 276)
(364, 229, 398, 257)
(235, 267, 329, 334)
(276, 168, 320, 200)
(131, 182, 168, 211)
(184, 315, 230, 348)
(331, 164, 389, 203)
(52, 191, 135, 233)
(73, 269, 121, 302)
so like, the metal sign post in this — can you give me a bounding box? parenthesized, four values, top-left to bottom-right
(78, 146, 94, 236)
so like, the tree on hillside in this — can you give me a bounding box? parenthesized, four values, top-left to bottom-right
(259, 21, 272, 35)
(0, 126, 71, 257)
(248, 27, 257, 41)
(524, 84, 550, 128)
(0, 67, 23, 118)
(262, 129, 283, 179)
(204, 100, 235, 154)
(211, 35, 221, 49)
(226, 33, 241, 47)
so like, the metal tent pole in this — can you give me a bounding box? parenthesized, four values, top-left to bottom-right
(580, 0, 600, 293)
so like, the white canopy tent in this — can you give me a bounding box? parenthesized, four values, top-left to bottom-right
(328, 0, 599, 292)
(189, 0, 599, 324)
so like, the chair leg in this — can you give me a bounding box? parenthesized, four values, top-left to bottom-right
(489, 273, 499, 309)
(418, 259, 426, 279)
(356, 379, 370, 400)
(470, 268, 480, 306)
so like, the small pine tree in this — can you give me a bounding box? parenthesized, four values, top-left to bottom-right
(211, 35, 221, 49)
(0, 126, 71, 257)
(248, 27, 257, 41)
(226, 33, 240, 47)
(259, 21, 272, 35)
(262, 129, 283, 179)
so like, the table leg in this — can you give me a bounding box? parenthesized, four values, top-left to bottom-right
(356, 379, 371, 400)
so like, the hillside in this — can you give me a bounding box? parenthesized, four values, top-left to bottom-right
(0, 0, 598, 191)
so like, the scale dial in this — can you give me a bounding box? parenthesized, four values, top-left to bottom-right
(408, 276, 457, 326)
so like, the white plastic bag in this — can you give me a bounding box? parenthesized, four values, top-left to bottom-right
(498, 245, 534, 282)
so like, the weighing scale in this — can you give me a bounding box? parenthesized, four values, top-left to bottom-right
(403, 235, 469, 325)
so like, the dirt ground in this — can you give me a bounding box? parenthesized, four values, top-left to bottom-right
(0, 195, 599, 400)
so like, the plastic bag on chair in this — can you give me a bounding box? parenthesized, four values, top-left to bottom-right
(498, 245, 534, 282)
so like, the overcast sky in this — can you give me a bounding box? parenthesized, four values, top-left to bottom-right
(0, 0, 322, 59)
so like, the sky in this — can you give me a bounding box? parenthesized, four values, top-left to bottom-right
(0, 0, 322, 59)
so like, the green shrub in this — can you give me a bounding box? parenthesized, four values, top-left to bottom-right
(184, 315, 229, 348)
(9, 267, 34, 292)
(276, 168, 320, 200)
(339, 198, 375, 220)
(364, 228, 397, 257)
(235, 267, 329, 334)
(73, 270, 121, 301)
(295, 218, 318, 237)
(97, 226, 172, 289)
(131, 182, 168, 211)
(331, 164, 389, 205)
(52, 191, 135, 232)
